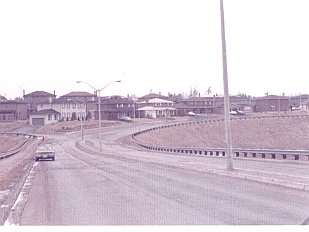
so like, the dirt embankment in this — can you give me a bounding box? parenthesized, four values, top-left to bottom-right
(0, 136, 28, 153)
(34, 120, 120, 134)
(135, 117, 309, 150)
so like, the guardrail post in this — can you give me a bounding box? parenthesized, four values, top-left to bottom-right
(295, 155, 299, 160)
(235, 152, 239, 157)
(282, 154, 287, 159)
(271, 154, 276, 159)
(262, 153, 266, 158)
(244, 152, 247, 158)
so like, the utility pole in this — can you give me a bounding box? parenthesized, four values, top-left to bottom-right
(220, 0, 233, 171)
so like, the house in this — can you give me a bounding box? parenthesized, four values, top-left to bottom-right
(214, 96, 252, 114)
(37, 98, 87, 121)
(252, 95, 289, 113)
(23, 90, 56, 116)
(175, 97, 215, 116)
(0, 100, 28, 122)
(29, 109, 60, 126)
(59, 91, 97, 119)
(137, 98, 176, 118)
(96, 95, 136, 120)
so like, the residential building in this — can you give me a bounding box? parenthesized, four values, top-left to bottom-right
(175, 97, 215, 116)
(252, 95, 289, 112)
(37, 98, 86, 121)
(23, 90, 56, 116)
(138, 98, 176, 118)
(214, 96, 252, 114)
(96, 95, 136, 120)
(0, 100, 28, 122)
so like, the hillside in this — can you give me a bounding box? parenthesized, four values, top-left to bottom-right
(135, 117, 309, 150)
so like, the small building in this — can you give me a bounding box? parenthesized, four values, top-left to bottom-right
(138, 98, 176, 118)
(0, 100, 28, 122)
(29, 109, 60, 126)
(252, 95, 289, 113)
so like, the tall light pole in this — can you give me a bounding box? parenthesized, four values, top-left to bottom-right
(220, 0, 233, 171)
(68, 99, 85, 141)
(76, 80, 121, 152)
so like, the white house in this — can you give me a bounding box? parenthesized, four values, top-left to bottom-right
(37, 98, 86, 121)
(137, 98, 176, 118)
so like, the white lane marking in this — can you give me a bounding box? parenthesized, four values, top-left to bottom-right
(4, 162, 39, 226)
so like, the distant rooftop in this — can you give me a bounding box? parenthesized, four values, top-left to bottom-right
(61, 91, 96, 97)
(24, 91, 54, 97)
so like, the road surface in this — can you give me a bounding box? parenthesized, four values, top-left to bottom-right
(4, 122, 309, 225)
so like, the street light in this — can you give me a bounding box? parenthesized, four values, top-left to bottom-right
(220, 0, 233, 171)
(68, 99, 85, 141)
(76, 80, 121, 152)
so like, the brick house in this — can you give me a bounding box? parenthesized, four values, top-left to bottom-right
(96, 95, 136, 120)
(23, 90, 56, 116)
(214, 96, 252, 114)
(0, 100, 28, 122)
(252, 95, 289, 112)
(175, 97, 215, 116)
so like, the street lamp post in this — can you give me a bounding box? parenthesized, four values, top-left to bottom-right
(220, 0, 233, 171)
(68, 99, 85, 141)
(76, 80, 121, 152)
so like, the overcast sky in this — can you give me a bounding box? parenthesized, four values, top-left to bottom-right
(0, 0, 308, 99)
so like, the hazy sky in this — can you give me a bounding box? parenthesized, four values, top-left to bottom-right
(0, 0, 308, 99)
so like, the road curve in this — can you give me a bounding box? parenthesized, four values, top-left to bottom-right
(7, 123, 309, 225)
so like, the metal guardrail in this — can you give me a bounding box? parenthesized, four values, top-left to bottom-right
(132, 114, 309, 161)
(0, 133, 44, 160)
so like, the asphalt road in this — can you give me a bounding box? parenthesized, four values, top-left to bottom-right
(7, 123, 309, 225)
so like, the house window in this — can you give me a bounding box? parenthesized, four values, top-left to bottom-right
(72, 104, 76, 109)
(67, 104, 70, 109)
(48, 114, 51, 120)
(54, 114, 57, 120)
(62, 104, 65, 109)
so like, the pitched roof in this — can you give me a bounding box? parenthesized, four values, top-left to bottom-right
(140, 98, 174, 104)
(24, 91, 54, 97)
(255, 95, 289, 100)
(139, 93, 168, 100)
(61, 91, 96, 97)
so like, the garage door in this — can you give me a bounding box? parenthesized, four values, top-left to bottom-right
(32, 118, 45, 126)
